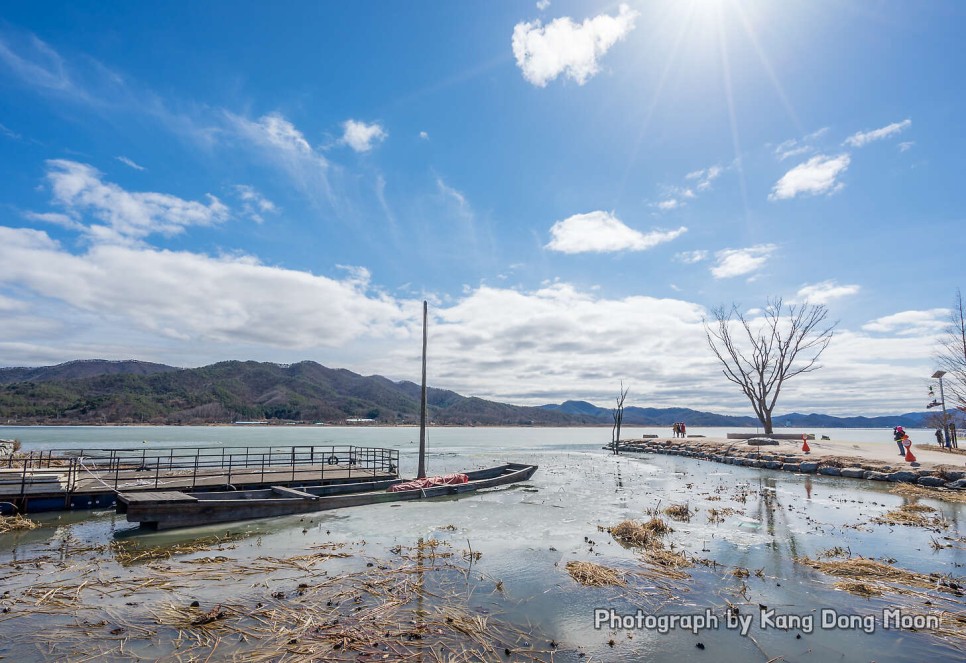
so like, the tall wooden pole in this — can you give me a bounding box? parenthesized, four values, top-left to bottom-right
(417, 300, 428, 478)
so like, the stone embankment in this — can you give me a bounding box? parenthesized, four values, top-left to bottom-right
(614, 438, 966, 490)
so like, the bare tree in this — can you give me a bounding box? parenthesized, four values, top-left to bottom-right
(704, 299, 835, 434)
(611, 382, 629, 455)
(936, 288, 966, 413)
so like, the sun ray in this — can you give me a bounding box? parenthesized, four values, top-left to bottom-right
(617, 1, 698, 201)
(730, 0, 804, 136)
(715, 0, 751, 225)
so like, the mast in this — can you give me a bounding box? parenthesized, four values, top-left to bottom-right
(417, 300, 428, 478)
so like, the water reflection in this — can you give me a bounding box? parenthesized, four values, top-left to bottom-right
(0, 444, 963, 661)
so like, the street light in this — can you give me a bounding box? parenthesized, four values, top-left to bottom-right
(931, 370, 950, 448)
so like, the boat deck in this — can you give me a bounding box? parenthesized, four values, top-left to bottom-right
(0, 444, 399, 514)
(118, 463, 538, 530)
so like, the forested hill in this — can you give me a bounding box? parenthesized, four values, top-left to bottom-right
(0, 360, 597, 426)
(0, 359, 932, 428)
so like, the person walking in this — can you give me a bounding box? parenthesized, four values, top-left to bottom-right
(893, 426, 906, 456)
(936, 428, 945, 445)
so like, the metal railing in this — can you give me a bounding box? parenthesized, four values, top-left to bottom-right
(0, 445, 400, 505)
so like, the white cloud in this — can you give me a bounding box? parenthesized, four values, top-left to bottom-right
(861, 309, 948, 336)
(775, 142, 813, 161)
(546, 211, 686, 254)
(512, 4, 638, 87)
(225, 111, 333, 205)
(844, 119, 911, 148)
(685, 165, 723, 191)
(0, 122, 21, 140)
(342, 119, 388, 153)
(536, 0, 551, 10)
(424, 283, 716, 405)
(23, 211, 84, 231)
(43, 160, 228, 244)
(233, 185, 277, 223)
(229, 113, 313, 155)
(419, 131, 429, 140)
(675, 250, 708, 264)
(656, 163, 725, 211)
(795, 280, 860, 305)
(769, 154, 850, 200)
(436, 177, 469, 210)
(773, 127, 827, 161)
(115, 156, 145, 171)
(710, 244, 776, 279)
(0, 226, 410, 349)
(898, 141, 914, 152)
(0, 32, 85, 99)
(0, 228, 941, 415)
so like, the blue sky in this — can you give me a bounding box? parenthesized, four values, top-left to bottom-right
(0, 1, 962, 416)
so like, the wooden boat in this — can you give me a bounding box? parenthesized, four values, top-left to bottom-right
(117, 303, 540, 530)
(117, 462, 537, 530)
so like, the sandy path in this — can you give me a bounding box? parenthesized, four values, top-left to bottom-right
(656, 435, 966, 470)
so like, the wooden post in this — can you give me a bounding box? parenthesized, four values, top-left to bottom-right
(417, 300, 428, 479)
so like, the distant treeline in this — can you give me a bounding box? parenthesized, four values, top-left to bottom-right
(0, 359, 935, 428)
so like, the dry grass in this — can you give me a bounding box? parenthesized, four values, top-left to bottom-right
(1, 537, 557, 662)
(110, 533, 243, 565)
(817, 546, 851, 559)
(799, 554, 966, 642)
(604, 518, 695, 582)
(565, 561, 626, 587)
(797, 556, 960, 594)
(833, 580, 883, 597)
(643, 549, 692, 580)
(606, 518, 672, 548)
(890, 482, 966, 504)
(873, 503, 948, 529)
(0, 514, 40, 532)
(706, 507, 738, 524)
(663, 503, 693, 522)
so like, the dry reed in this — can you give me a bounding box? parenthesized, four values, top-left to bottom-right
(3, 539, 559, 662)
(891, 482, 966, 504)
(565, 561, 626, 587)
(0, 514, 40, 533)
(663, 503, 693, 522)
(797, 556, 962, 595)
(873, 503, 948, 529)
(706, 507, 738, 524)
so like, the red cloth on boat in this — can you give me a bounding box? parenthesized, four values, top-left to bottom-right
(387, 473, 469, 492)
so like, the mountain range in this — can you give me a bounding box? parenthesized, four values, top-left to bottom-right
(0, 359, 936, 428)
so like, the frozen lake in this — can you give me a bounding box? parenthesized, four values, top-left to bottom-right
(0, 426, 963, 661)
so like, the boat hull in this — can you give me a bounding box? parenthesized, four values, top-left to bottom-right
(117, 463, 537, 530)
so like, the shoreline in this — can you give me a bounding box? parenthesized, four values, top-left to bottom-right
(615, 436, 966, 490)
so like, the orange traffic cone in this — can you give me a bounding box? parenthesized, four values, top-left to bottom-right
(801, 434, 810, 454)
(903, 437, 916, 463)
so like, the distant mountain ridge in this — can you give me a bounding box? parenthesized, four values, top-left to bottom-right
(0, 359, 178, 384)
(0, 359, 596, 426)
(540, 400, 933, 429)
(0, 359, 934, 428)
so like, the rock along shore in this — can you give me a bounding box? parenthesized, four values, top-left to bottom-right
(612, 437, 966, 490)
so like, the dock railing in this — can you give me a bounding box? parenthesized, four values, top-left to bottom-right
(0, 445, 400, 507)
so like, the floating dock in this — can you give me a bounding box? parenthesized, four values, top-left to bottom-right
(0, 445, 399, 514)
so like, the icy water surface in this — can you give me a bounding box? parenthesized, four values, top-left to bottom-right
(1, 427, 964, 661)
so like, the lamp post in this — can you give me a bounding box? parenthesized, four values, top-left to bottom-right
(930, 370, 950, 448)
